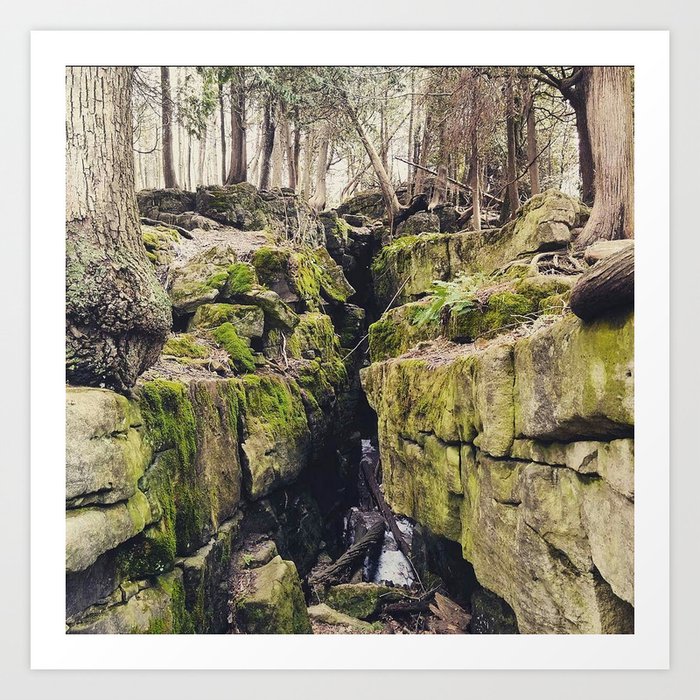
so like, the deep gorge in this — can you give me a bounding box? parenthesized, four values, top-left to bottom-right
(65, 183, 633, 635)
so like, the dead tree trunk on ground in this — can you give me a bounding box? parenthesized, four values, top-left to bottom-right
(569, 244, 634, 321)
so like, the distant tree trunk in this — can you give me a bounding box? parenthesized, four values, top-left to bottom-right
(160, 67, 179, 189)
(342, 96, 401, 224)
(226, 67, 247, 185)
(413, 114, 432, 195)
(291, 123, 301, 192)
(576, 67, 634, 248)
(66, 67, 171, 392)
(407, 72, 416, 196)
(523, 80, 540, 196)
(428, 165, 447, 210)
(469, 122, 481, 230)
(300, 128, 314, 197)
(504, 73, 519, 221)
(308, 123, 330, 213)
(197, 124, 207, 187)
(259, 95, 276, 190)
(218, 79, 226, 184)
(282, 114, 298, 190)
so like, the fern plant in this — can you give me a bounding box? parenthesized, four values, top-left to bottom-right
(412, 272, 490, 327)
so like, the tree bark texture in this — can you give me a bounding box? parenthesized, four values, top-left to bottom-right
(226, 67, 247, 185)
(308, 123, 330, 213)
(258, 95, 276, 190)
(160, 67, 179, 189)
(504, 73, 520, 221)
(569, 244, 634, 321)
(218, 80, 227, 184)
(523, 81, 540, 196)
(66, 67, 171, 392)
(575, 67, 634, 248)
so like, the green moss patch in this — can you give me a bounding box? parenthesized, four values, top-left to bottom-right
(162, 334, 210, 359)
(211, 323, 256, 374)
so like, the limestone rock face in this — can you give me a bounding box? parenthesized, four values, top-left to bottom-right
(362, 310, 634, 633)
(66, 387, 151, 507)
(67, 569, 190, 634)
(336, 189, 386, 220)
(514, 310, 634, 440)
(234, 555, 312, 634)
(66, 490, 154, 573)
(239, 374, 311, 500)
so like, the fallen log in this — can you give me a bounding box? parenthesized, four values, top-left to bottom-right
(310, 521, 385, 586)
(570, 244, 634, 321)
(140, 216, 193, 239)
(426, 592, 471, 634)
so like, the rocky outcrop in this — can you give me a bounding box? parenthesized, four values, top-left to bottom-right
(371, 190, 588, 307)
(361, 310, 634, 634)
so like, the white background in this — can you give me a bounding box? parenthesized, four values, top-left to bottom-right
(2, 1, 697, 697)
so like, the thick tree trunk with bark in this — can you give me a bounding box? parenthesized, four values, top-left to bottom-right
(258, 95, 276, 190)
(572, 95, 595, 206)
(218, 80, 227, 184)
(469, 122, 481, 230)
(160, 67, 179, 189)
(226, 67, 247, 185)
(569, 244, 634, 321)
(66, 67, 171, 392)
(576, 67, 634, 248)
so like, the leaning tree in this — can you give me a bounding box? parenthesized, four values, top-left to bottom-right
(66, 66, 171, 392)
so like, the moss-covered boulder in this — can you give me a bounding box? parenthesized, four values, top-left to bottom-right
(239, 374, 311, 500)
(137, 378, 243, 556)
(234, 555, 312, 634)
(138, 188, 196, 217)
(372, 191, 587, 307)
(162, 333, 211, 359)
(237, 287, 299, 330)
(395, 211, 440, 238)
(251, 245, 355, 311)
(142, 224, 180, 266)
(307, 603, 381, 633)
(167, 245, 239, 313)
(324, 582, 403, 619)
(336, 189, 386, 220)
(66, 387, 151, 508)
(67, 569, 192, 634)
(514, 310, 634, 440)
(211, 323, 256, 373)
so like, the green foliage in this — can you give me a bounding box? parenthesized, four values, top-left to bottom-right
(224, 262, 256, 295)
(412, 273, 490, 327)
(212, 323, 256, 373)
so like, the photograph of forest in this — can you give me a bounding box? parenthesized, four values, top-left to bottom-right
(65, 65, 634, 635)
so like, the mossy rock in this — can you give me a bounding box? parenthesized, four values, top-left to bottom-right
(234, 555, 312, 634)
(324, 583, 404, 619)
(195, 183, 271, 231)
(189, 303, 264, 339)
(237, 287, 299, 330)
(142, 224, 180, 266)
(211, 323, 256, 373)
(239, 374, 311, 500)
(162, 333, 210, 359)
(395, 211, 441, 238)
(167, 245, 239, 314)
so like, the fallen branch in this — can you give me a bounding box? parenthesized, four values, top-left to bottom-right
(394, 156, 503, 205)
(310, 521, 385, 586)
(140, 216, 193, 239)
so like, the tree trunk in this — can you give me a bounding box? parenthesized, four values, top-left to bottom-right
(575, 67, 634, 248)
(258, 95, 276, 190)
(66, 67, 171, 392)
(523, 79, 540, 196)
(504, 73, 519, 221)
(282, 114, 298, 190)
(343, 97, 401, 224)
(218, 79, 227, 184)
(160, 67, 179, 189)
(569, 244, 634, 320)
(469, 122, 481, 230)
(308, 123, 330, 213)
(197, 124, 207, 187)
(226, 67, 247, 185)
(572, 95, 595, 206)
